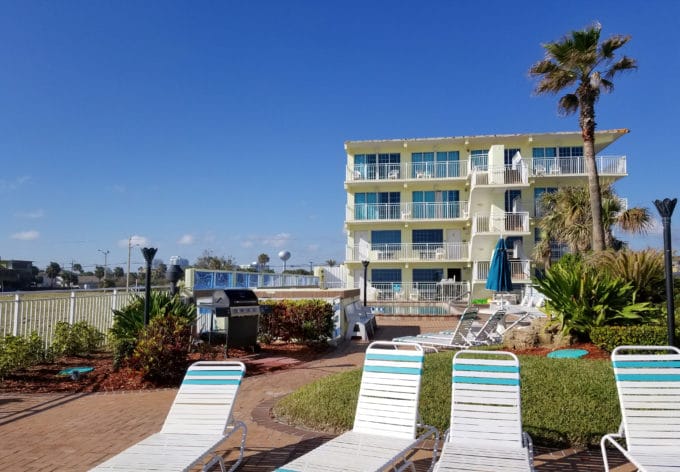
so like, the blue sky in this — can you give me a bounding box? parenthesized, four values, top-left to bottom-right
(1, 0, 679, 272)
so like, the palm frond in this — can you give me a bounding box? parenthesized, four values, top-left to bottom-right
(617, 207, 653, 234)
(600, 78, 614, 93)
(558, 94, 579, 115)
(599, 34, 632, 59)
(604, 56, 638, 79)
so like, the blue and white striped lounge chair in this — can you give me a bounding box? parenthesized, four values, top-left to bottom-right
(90, 361, 247, 472)
(601, 345, 680, 472)
(433, 350, 534, 472)
(275, 341, 439, 472)
(392, 306, 479, 350)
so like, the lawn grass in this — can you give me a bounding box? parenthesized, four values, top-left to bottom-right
(273, 350, 620, 448)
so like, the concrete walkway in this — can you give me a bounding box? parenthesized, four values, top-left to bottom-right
(0, 316, 634, 471)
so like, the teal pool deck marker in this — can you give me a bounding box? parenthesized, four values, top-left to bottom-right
(59, 366, 94, 380)
(547, 349, 588, 359)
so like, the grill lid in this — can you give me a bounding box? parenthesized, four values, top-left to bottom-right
(212, 289, 259, 307)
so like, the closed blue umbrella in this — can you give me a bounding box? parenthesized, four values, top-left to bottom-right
(485, 238, 514, 293)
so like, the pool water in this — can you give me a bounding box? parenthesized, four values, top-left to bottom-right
(372, 304, 451, 316)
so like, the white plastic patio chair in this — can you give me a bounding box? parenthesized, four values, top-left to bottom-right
(275, 341, 439, 472)
(392, 306, 479, 351)
(601, 345, 680, 472)
(90, 361, 247, 472)
(433, 350, 534, 472)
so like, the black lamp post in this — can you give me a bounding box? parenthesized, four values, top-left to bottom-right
(361, 260, 369, 307)
(141, 247, 157, 326)
(166, 264, 183, 296)
(654, 198, 677, 346)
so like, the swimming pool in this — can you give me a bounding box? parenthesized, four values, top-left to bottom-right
(372, 304, 452, 316)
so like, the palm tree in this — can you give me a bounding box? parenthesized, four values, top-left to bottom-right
(45, 262, 61, 288)
(529, 22, 637, 251)
(325, 259, 337, 267)
(534, 185, 651, 264)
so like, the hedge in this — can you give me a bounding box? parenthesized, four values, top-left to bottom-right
(590, 324, 680, 352)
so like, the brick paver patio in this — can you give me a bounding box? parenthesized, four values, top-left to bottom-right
(0, 316, 635, 471)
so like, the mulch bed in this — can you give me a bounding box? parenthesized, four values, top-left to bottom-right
(1, 341, 607, 395)
(0, 342, 332, 395)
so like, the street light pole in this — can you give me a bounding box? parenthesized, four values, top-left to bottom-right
(141, 247, 157, 326)
(654, 198, 677, 346)
(362, 260, 370, 307)
(98, 249, 110, 283)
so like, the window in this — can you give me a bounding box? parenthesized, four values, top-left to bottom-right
(471, 149, 489, 170)
(371, 269, 401, 283)
(354, 192, 400, 220)
(504, 148, 521, 166)
(412, 152, 434, 177)
(378, 153, 401, 179)
(413, 268, 444, 282)
(354, 154, 376, 179)
(532, 147, 557, 158)
(371, 230, 401, 258)
(505, 190, 522, 213)
(413, 190, 460, 218)
(436, 151, 460, 177)
(412, 229, 443, 255)
(533, 187, 557, 217)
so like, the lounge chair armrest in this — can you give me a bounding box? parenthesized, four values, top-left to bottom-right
(600, 432, 632, 472)
(413, 421, 440, 472)
(522, 431, 535, 469)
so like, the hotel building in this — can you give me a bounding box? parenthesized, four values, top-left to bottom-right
(343, 129, 629, 303)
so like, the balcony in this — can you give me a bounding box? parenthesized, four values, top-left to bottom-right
(530, 155, 626, 177)
(472, 212, 530, 234)
(347, 160, 469, 182)
(474, 260, 532, 282)
(347, 242, 470, 263)
(368, 281, 470, 303)
(471, 164, 529, 187)
(348, 202, 469, 223)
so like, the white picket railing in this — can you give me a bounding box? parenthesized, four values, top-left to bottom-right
(0, 289, 142, 347)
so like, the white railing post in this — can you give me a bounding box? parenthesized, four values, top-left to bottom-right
(12, 293, 20, 336)
(112, 289, 118, 311)
(69, 291, 76, 325)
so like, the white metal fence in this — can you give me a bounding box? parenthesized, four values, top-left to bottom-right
(0, 289, 141, 346)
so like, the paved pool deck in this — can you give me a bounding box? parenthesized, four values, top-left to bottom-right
(0, 316, 635, 471)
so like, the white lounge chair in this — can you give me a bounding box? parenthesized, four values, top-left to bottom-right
(392, 306, 479, 350)
(90, 361, 247, 472)
(601, 345, 680, 472)
(275, 341, 439, 472)
(433, 350, 534, 472)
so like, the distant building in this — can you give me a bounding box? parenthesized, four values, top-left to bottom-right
(169, 256, 189, 269)
(0, 259, 35, 291)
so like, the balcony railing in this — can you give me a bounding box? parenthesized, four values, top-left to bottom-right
(348, 202, 469, 222)
(347, 242, 470, 262)
(471, 164, 528, 187)
(474, 260, 532, 281)
(368, 281, 470, 303)
(530, 155, 626, 177)
(472, 212, 530, 234)
(347, 160, 469, 182)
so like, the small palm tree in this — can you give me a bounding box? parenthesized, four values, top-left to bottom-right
(530, 22, 637, 251)
(325, 259, 337, 267)
(535, 185, 651, 263)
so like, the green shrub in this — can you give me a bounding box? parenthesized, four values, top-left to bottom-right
(0, 332, 48, 379)
(52, 321, 103, 357)
(590, 325, 680, 352)
(108, 292, 195, 369)
(130, 314, 193, 384)
(535, 255, 660, 338)
(259, 299, 333, 344)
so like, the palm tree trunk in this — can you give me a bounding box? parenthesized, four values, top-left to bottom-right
(579, 89, 606, 252)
